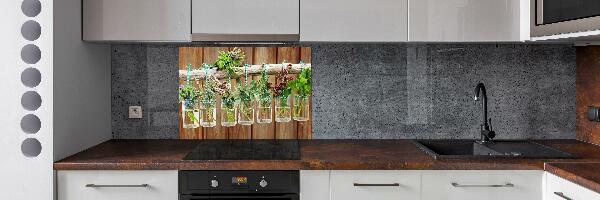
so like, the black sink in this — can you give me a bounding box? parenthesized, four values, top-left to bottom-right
(413, 140, 577, 160)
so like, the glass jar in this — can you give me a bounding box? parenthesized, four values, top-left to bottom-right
(256, 94, 272, 124)
(199, 100, 216, 127)
(238, 100, 255, 125)
(181, 101, 199, 128)
(275, 96, 291, 122)
(221, 102, 237, 127)
(293, 95, 310, 121)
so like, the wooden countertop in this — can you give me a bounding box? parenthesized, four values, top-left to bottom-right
(54, 139, 600, 194)
(545, 162, 600, 194)
(54, 139, 600, 170)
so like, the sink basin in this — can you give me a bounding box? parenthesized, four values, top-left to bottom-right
(413, 140, 577, 160)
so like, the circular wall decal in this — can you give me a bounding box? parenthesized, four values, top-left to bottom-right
(21, 20, 41, 41)
(21, 44, 41, 64)
(21, 91, 41, 111)
(21, 0, 41, 17)
(20, 114, 41, 134)
(21, 67, 41, 88)
(21, 138, 42, 157)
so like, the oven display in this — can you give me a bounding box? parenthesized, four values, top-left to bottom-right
(232, 176, 248, 185)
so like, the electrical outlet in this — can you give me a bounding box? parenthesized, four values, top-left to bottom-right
(129, 106, 142, 119)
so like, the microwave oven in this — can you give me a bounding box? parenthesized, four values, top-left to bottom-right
(532, 0, 600, 37)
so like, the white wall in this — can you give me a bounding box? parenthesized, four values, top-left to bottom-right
(0, 0, 54, 199)
(53, 0, 111, 161)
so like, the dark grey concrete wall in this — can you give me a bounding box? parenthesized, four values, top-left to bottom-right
(112, 45, 179, 139)
(112, 44, 576, 139)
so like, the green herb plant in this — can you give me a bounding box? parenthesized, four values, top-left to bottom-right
(255, 64, 272, 108)
(272, 65, 294, 118)
(288, 67, 311, 99)
(288, 66, 311, 118)
(212, 76, 237, 124)
(235, 78, 256, 121)
(200, 64, 217, 125)
(179, 84, 201, 124)
(214, 47, 245, 76)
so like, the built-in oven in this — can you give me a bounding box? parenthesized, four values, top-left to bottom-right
(179, 171, 299, 200)
(532, 0, 600, 37)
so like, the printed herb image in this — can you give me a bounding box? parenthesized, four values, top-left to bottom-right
(289, 64, 311, 121)
(179, 83, 201, 128)
(235, 68, 256, 125)
(199, 64, 217, 127)
(255, 65, 273, 123)
(213, 77, 237, 127)
(214, 47, 245, 76)
(272, 64, 294, 122)
(178, 47, 312, 138)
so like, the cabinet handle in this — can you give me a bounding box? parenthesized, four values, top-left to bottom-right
(553, 192, 573, 200)
(353, 183, 400, 187)
(451, 182, 514, 188)
(85, 184, 149, 188)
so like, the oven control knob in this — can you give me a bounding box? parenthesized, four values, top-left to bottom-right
(210, 180, 219, 188)
(259, 179, 268, 188)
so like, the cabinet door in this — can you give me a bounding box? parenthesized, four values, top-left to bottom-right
(192, 0, 299, 41)
(300, 0, 408, 42)
(409, 0, 529, 42)
(421, 170, 543, 200)
(57, 170, 178, 200)
(300, 171, 330, 200)
(330, 170, 420, 200)
(545, 172, 600, 200)
(83, 0, 191, 41)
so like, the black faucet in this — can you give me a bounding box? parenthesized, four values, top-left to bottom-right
(474, 83, 495, 143)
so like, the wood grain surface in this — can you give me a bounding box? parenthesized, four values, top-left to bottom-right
(576, 46, 600, 145)
(178, 47, 312, 139)
(55, 139, 600, 171)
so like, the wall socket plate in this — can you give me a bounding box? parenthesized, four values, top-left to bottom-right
(129, 106, 142, 119)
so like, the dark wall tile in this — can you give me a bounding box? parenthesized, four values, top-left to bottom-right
(112, 43, 576, 139)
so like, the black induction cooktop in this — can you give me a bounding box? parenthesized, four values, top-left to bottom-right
(183, 140, 300, 160)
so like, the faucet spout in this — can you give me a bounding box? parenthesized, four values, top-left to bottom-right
(474, 83, 495, 142)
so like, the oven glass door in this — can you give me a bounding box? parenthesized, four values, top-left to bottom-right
(180, 194, 299, 200)
(538, 0, 600, 25)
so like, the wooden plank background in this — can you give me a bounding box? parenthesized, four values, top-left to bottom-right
(178, 47, 312, 139)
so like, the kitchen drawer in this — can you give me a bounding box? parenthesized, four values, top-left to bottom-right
(421, 170, 543, 200)
(545, 172, 600, 200)
(330, 170, 420, 200)
(57, 170, 178, 200)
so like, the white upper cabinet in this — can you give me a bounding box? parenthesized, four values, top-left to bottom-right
(192, 0, 299, 41)
(409, 0, 530, 42)
(300, 0, 409, 42)
(82, 0, 191, 41)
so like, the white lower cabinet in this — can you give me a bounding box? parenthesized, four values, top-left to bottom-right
(545, 172, 600, 200)
(421, 170, 543, 200)
(301, 170, 331, 200)
(57, 170, 178, 200)
(330, 170, 421, 200)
